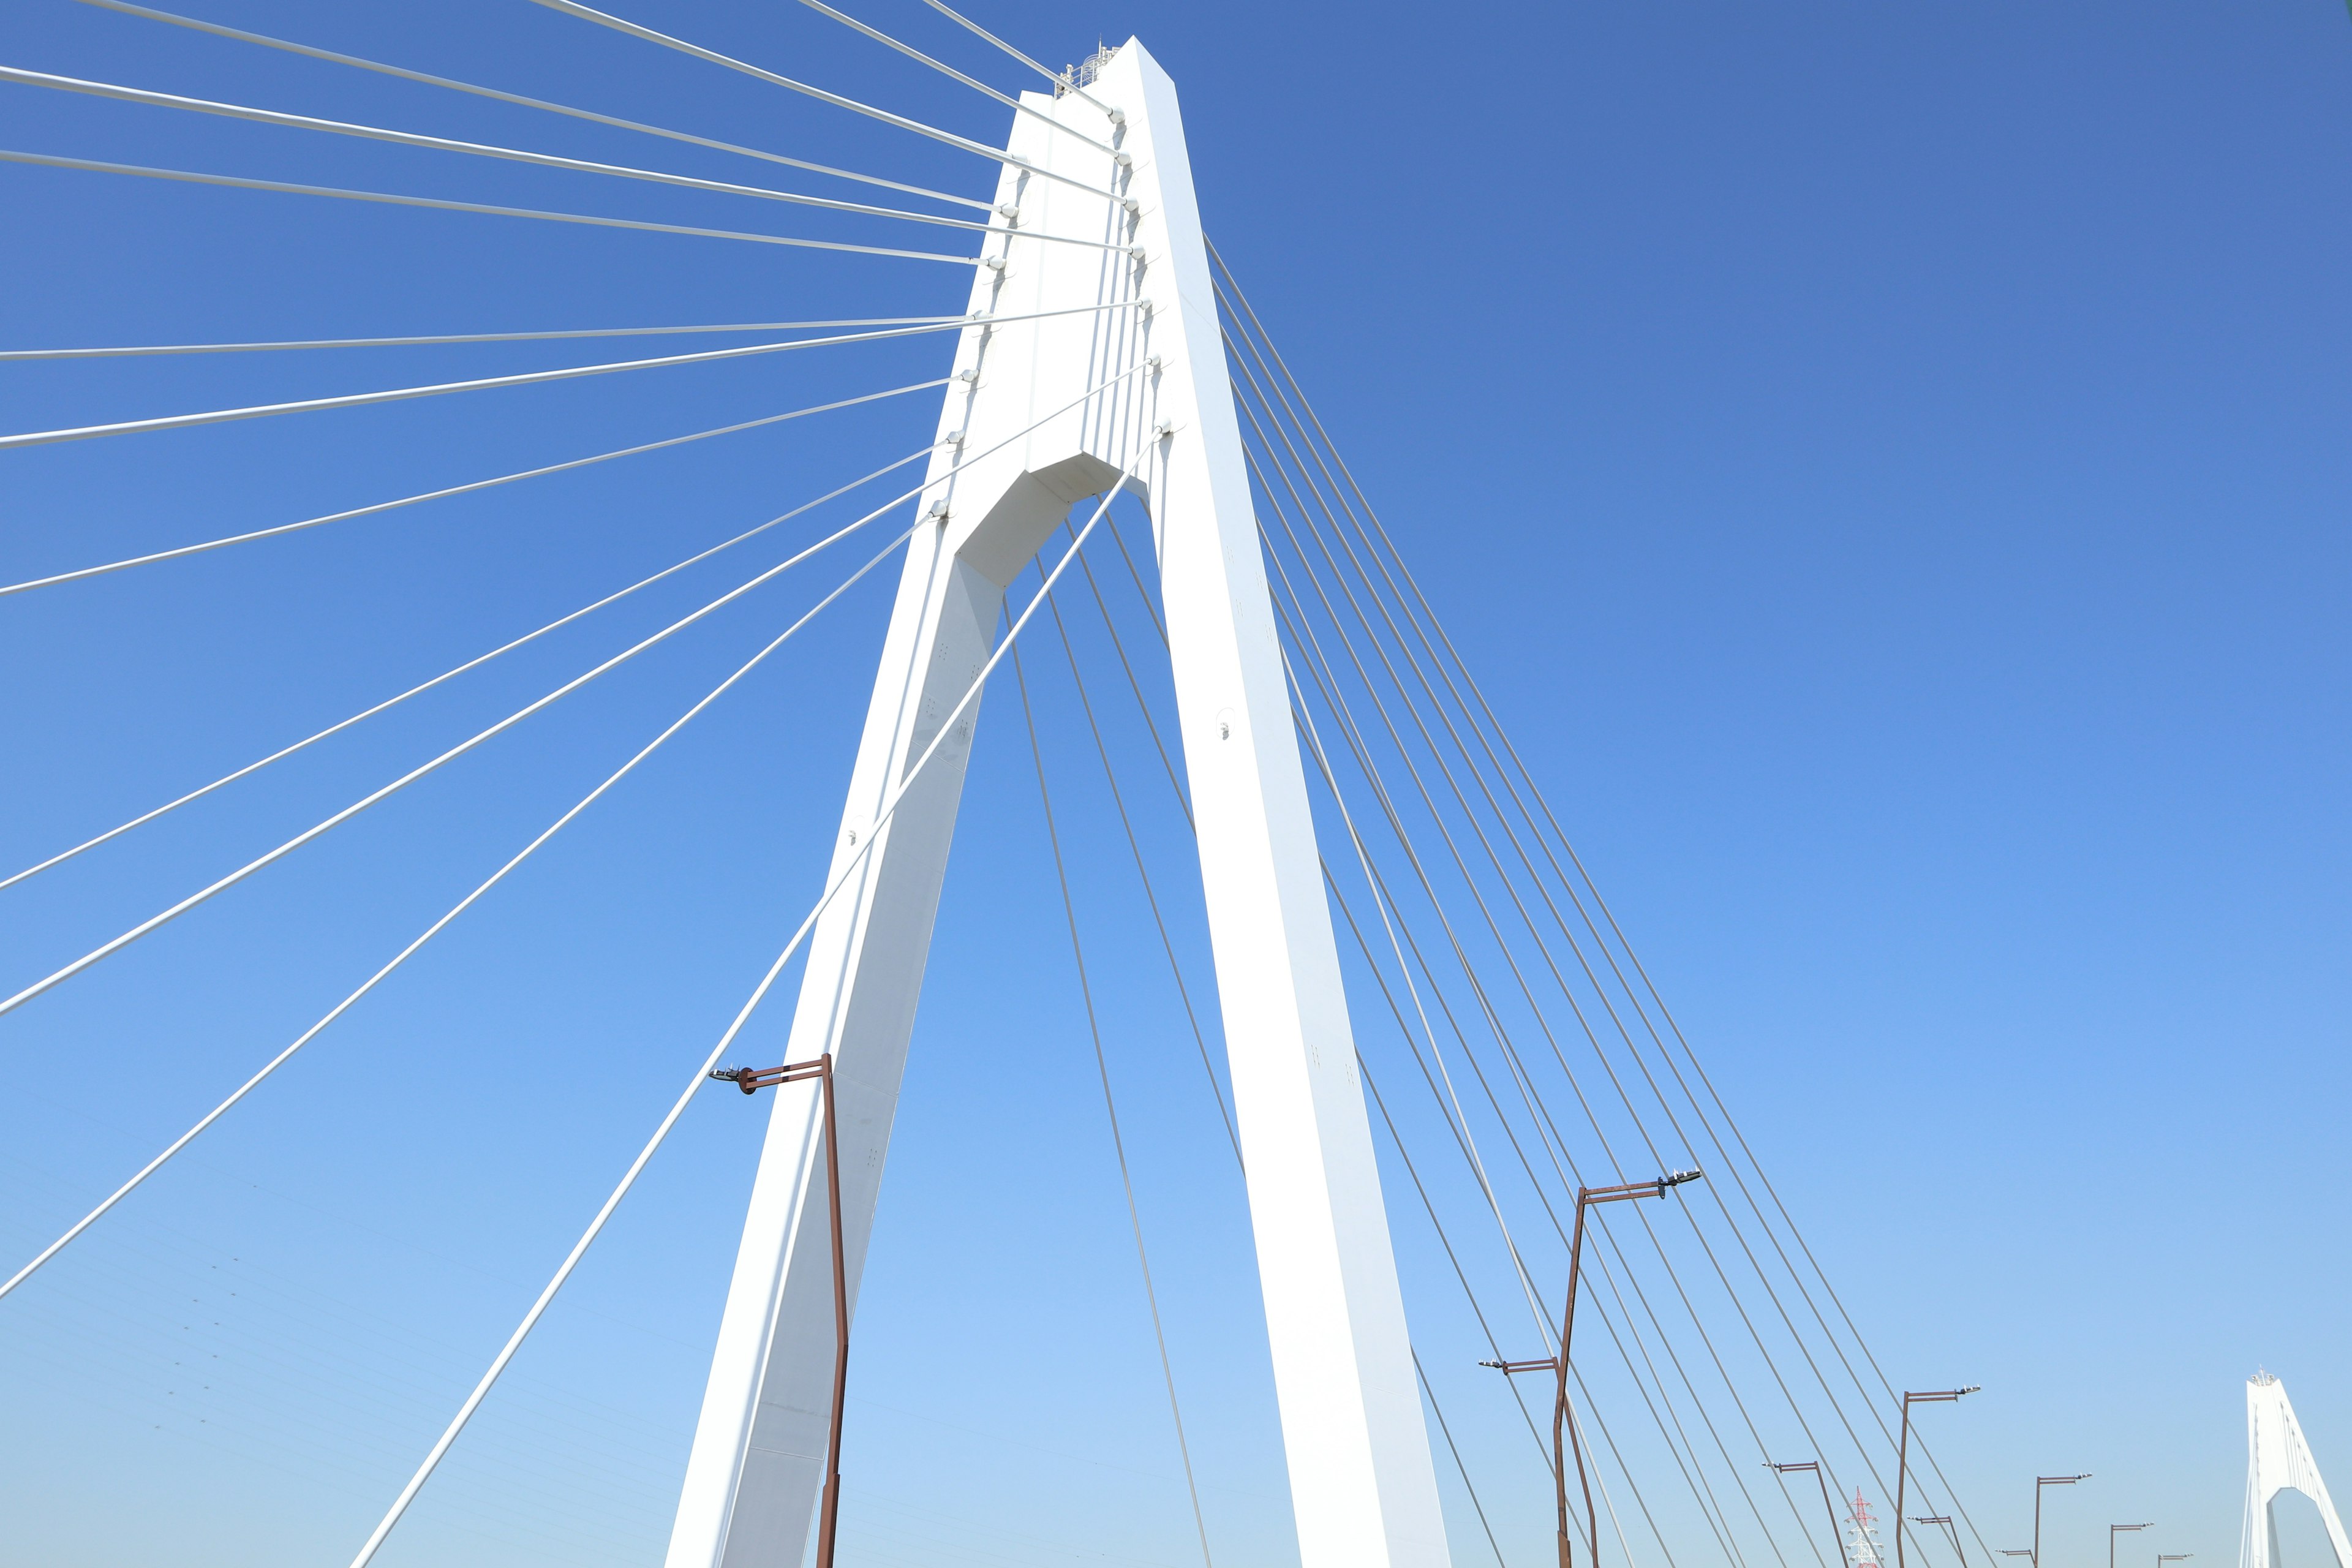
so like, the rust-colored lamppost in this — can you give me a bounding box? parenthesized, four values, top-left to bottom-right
(1769, 1459, 1849, 1568)
(1895, 1387, 1978, 1568)
(2034, 1474, 2094, 1568)
(713, 1055, 849, 1568)
(1915, 1514, 1965, 1564)
(1481, 1169, 1704, 1568)
(2111, 1522, 2154, 1568)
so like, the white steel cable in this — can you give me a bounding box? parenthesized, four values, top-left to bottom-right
(1273, 530, 1724, 1567)
(0, 358, 1155, 1006)
(1218, 272, 1915, 1529)
(0, 380, 944, 597)
(75, 0, 1000, 213)
(1265, 453, 1791, 1568)
(524, 0, 1133, 206)
(0, 151, 979, 266)
(2, 66, 1140, 253)
(1283, 644, 1556, 1349)
(0, 502, 926, 1308)
(341, 439, 1153, 1568)
(790, 0, 1120, 156)
(1, 355, 1149, 887)
(0, 317, 977, 452)
(1237, 339, 1835, 1567)
(1223, 269, 1939, 1566)
(0, 518, 880, 1020)
(1011, 637, 1215, 1568)
(0, 437, 943, 894)
(1, 66, 999, 235)
(0, 303, 1139, 592)
(0, 315, 973, 361)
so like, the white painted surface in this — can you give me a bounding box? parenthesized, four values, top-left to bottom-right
(667, 39, 1449, 1568)
(2242, 1373, 2352, 1568)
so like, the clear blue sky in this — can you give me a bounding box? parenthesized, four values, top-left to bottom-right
(0, 4, 2345, 1568)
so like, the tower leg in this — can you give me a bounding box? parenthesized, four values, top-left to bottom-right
(666, 37, 1450, 1568)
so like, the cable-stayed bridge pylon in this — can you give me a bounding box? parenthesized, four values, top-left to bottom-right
(0, 8, 2003, 1568)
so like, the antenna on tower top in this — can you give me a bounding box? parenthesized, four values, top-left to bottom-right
(1058, 39, 1119, 93)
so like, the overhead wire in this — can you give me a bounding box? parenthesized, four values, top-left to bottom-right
(0, 66, 1136, 243)
(0, 429, 944, 891)
(0, 317, 1000, 451)
(0, 150, 982, 267)
(1038, 574, 1240, 1169)
(0, 352, 1152, 898)
(523, 0, 1133, 205)
(1011, 629, 1215, 1568)
(1279, 601, 1687, 1568)
(1223, 266, 1882, 1561)
(341, 429, 1156, 1568)
(0, 379, 946, 597)
(0, 480, 934, 1306)
(1244, 338, 1841, 1568)
(1232, 348, 1801, 1567)
(1064, 508, 1525, 1564)
(1213, 245, 1991, 1568)
(0, 314, 982, 361)
(75, 0, 1001, 212)
(0, 353, 1159, 1019)
(1274, 559, 1683, 1566)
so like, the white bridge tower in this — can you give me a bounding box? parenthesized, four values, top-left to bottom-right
(2243, 1372, 2352, 1568)
(662, 37, 1452, 1568)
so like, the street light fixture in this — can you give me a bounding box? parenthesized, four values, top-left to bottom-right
(1481, 1169, 1704, 1568)
(2034, 1475, 2093, 1568)
(1770, 1460, 1849, 1568)
(1896, 1388, 1979, 1568)
(2111, 1523, 2154, 1568)
(1915, 1515, 1965, 1562)
(2158, 1554, 2192, 1568)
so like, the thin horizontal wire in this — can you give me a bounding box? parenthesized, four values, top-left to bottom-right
(0, 356, 1155, 997)
(342, 440, 1152, 1568)
(0, 351, 1152, 891)
(0, 149, 979, 266)
(526, 0, 1131, 206)
(1, 66, 1023, 235)
(791, 0, 1118, 156)
(0, 490, 927, 1309)
(0, 315, 973, 361)
(0, 379, 948, 596)
(0, 317, 968, 451)
(0, 436, 941, 895)
(916, 0, 1121, 122)
(76, 0, 999, 212)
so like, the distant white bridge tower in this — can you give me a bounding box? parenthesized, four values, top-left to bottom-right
(2242, 1373, 2352, 1568)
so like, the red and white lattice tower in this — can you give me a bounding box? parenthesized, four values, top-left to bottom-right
(1850, 1490, 1889, 1568)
